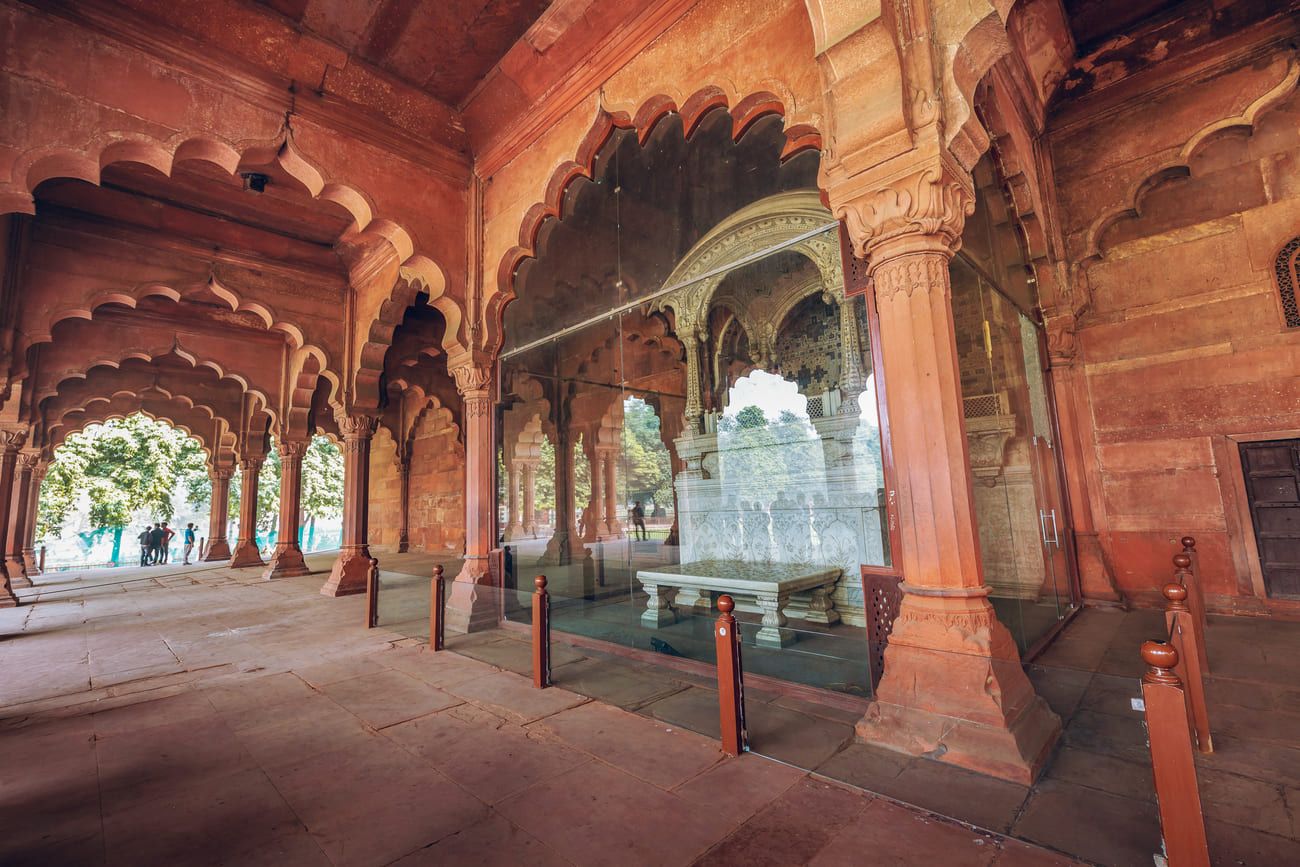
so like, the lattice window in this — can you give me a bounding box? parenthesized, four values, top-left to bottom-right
(1276, 236, 1300, 328)
(806, 395, 825, 419)
(839, 222, 871, 297)
(963, 392, 1004, 418)
(863, 572, 903, 688)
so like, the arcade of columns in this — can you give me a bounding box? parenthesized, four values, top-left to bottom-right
(4, 0, 1300, 784)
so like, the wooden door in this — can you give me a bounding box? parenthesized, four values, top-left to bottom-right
(1239, 439, 1300, 599)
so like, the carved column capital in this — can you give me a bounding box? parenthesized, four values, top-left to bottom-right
(1043, 309, 1079, 367)
(210, 466, 235, 483)
(335, 413, 379, 442)
(239, 455, 265, 475)
(0, 428, 28, 454)
(835, 157, 975, 263)
(278, 440, 309, 460)
(16, 451, 41, 472)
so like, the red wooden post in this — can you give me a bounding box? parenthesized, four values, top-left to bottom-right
(1173, 553, 1209, 674)
(365, 557, 380, 628)
(1180, 537, 1209, 636)
(532, 574, 550, 689)
(715, 594, 747, 757)
(429, 564, 446, 651)
(1164, 583, 1212, 753)
(38, 545, 46, 573)
(1141, 641, 1211, 867)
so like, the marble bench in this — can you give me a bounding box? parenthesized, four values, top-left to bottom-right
(635, 560, 841, 648)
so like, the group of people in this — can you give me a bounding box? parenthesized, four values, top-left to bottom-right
(137, 522, 197, 566)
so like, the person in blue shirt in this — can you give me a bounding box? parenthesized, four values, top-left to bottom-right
(183, 523, 197, 565)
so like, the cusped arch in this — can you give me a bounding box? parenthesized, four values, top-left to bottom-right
(486, 88, 825, 356)
(1082, 56, 1300, 262)
(48, 393, 230, 464)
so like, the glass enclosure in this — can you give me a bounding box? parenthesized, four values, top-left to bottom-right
(492, 118, 1077, 713)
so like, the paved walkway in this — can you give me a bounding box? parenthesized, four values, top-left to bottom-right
(0, 557, 1075, 866)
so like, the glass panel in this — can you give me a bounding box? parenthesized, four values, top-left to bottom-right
(953, 253, 1074, 652)
(498, 227, 889, 723)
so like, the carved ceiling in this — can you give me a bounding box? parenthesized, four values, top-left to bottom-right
(253, 0, 553, 107)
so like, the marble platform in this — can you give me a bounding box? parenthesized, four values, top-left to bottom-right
(635, 560, 841, 648)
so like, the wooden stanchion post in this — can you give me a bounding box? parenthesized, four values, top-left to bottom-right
(715, 595, 747, 757)
(1141, 640, 1211, 867)
(1173, 553, 1209, 674)
(429, 564, 446, 651)
(532, 575, 550, 689)
(1180, 537, 1209, 639)
(38, 545, 46, 573)
(1164, 583, 1212, 753)
(365, 557, 379, 629)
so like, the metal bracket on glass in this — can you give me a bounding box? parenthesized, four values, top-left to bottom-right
(1039, 508, 1060, 548)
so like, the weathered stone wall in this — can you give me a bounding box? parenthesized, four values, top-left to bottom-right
(368, 409, 465, 554)
(1052, 60, 1300, 609)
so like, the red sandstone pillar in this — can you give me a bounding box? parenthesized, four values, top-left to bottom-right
(397, 450, 411, 554)
(0, 429, 27, 606)
(5, 453, 35, 586)
(842, 161, 1060, 784)
(230, 455, 266, 568)
(320, 414, 377, 596)
(22, 459, 47, 574)
(264, 440, 309, 579)
(445, 359, 498, 632)
(202, 466, 233, 561)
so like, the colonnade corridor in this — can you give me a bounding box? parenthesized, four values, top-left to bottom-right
(2, 556, 1070, 867)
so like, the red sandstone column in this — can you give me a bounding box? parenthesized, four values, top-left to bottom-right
(264, 440, 309, 579)
(5, 453, 35, 586)
(445, 359, 498, 632)
(22, 459, 47, 574)
(0, 429, 27, 606)
(397, 450, 411, 554)
(202, 467, 234, 561)
(230, 455, 266, 568)
(320, 414, 377, 596)
(842, 161, 1061, 784)
(522, 461, 537, 537)
(602, 447, 621, 537)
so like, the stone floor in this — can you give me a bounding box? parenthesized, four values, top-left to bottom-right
(0, 554, 1073, 866)
(375, 576, 1300, 867)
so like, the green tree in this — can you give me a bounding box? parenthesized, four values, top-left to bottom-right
(37, 415, 207, 560)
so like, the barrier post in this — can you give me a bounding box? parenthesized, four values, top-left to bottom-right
(715, 595, 747, 757)
(429, 564, 446, 651)
(38, 545, 46, 573)
(1173, 553, 1209, 674)
(1163, 583, 1212, 753)
(1141, 641, 1211, 867)
(365, 557, 379, 628)
(532, 575, 550, 689)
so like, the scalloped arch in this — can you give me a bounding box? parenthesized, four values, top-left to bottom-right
(484, 87, 823, 357)
(1082, 57, 1300, 262)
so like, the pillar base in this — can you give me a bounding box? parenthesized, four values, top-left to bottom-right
(319, 546, 371, 597)
(856, 590, 1061, 785)
(22, 548, 38, 575)
(203, 539, 232, 562)
(263, 544, 309, 580)
(229, 540, 264, 569)
(6, 558, 30, 588)
(0, 577, 17, 607)
(445, 558, 498, 634)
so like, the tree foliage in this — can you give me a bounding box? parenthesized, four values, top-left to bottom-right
(38, 416, 345, 541)
(38, 415, 206, 537)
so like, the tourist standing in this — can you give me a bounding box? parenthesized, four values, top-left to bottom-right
(183, 523, 196, 565)
(148, 523, 165, 564)
(631, 501, 647, 541)
(138, 525, 153, 567)
(159, 522, 176, 564)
